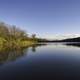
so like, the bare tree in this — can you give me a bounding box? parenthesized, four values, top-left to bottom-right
(0, 22, 9, 40)
(32, 34, 36, 39)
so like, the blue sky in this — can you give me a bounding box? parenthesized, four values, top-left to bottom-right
(0, 0, 80, 39)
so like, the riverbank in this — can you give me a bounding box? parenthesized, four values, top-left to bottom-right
(0, 37, 38, 50)
(0, 22, 39, 50)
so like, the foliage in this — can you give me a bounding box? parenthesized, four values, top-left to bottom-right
(0, 22, 38, 49)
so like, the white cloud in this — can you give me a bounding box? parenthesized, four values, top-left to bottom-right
(40, 34, 80, 40)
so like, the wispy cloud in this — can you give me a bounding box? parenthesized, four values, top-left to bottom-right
(41, 34, 80, 40)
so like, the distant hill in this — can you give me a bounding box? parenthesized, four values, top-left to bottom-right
(37, 37, 80, 43)
(37, 37, 80, 42)
(60, 37, 80, 42)
(43, 37, 80, 42)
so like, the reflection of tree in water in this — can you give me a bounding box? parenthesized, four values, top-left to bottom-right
(31, 44, 47, 52)
(0, 47, 29, 65)
(0, 44, 47, 65)
(31, 45, 36, 52)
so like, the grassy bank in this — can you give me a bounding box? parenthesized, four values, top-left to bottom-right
(0, 37, 37, 50)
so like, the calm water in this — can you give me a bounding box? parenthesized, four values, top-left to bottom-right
(0, 43, 80, 80)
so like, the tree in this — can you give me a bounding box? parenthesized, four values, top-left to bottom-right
(0, 22, 9, 40)
(8, 25, 28, 40)
(32, 34, 36, 39)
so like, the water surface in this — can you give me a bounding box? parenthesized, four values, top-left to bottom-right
(0, 43, 80, 80)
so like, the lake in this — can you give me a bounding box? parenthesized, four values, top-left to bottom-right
(0, 43, 80, 80)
